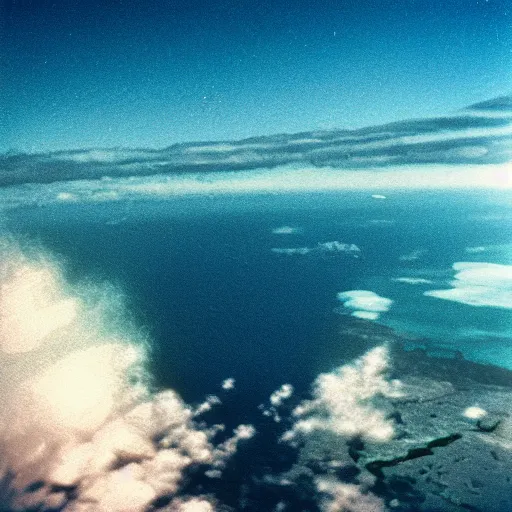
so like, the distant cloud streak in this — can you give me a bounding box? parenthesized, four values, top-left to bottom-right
(0, 95, 511, 187)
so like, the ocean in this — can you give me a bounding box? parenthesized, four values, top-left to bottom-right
(4, 189, 511, 409)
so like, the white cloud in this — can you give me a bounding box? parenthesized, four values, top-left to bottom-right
(56, 191, 78, 201)
(0, 240, 252, 511)
(221, 377, 235, 390)
(392, 277, 433, 285)
(284, 346, 402, 443)
(351, 310, 380, 321)
(1, 162, 512, 213)
(463, 406, 487, 420)
(0, 263, 78, 354)
(270, 384, 294, 407)
(424, 262, 512, 309)
(464, 243, 512, 255)
(272, 241, 360, 257)
(318, 241, 360, 254)
(194, 395, 222, 417)
(315, 477, 386, 512)
(336, 290, 393, 320)
(465, 246, 488, 254)
(271, 247, 311, 255)
(272, 226, 301, 235)
(171, 497, 216, 511)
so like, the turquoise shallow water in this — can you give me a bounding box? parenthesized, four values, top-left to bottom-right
(3, 189, 512, 401)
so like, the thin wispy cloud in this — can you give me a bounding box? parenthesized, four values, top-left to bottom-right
(272, 241, 361, 257)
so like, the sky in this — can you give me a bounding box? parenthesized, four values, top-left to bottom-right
(1, 0, 512, 153)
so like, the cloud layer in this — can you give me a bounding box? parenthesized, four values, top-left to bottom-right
(0, 95, 511, 187)
(424, 262, 512, 309)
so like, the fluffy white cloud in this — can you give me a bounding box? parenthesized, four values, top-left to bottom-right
(221, 377, 235, 390)
(270, 384, 294, 407)
(0, 240, 252, 511)
(315, 477, 385, 512)
(424, 262, 512, 309)
(463, 406, 488, 420)
(284, 346, 402, 443)
(336, 290, 393, 320)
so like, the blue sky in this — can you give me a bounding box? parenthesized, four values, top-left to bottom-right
(1, 0, 511, 153)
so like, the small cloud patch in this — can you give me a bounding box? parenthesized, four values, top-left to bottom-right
(465, 246, 488, 254)
(272, 226, 301, 235)
(463, 406, 487, 420)
(336, 290, 393, 320)
(270, 384, 294, 407)
(221, 378, 235, 391)
(272, 241, 360, 257)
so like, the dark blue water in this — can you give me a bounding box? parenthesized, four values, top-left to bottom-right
(4, 190, 512, 410)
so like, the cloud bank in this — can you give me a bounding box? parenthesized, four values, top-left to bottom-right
(424, 262, 512, 309)
(0, 240, 253, 512)
(0, 95, 511, 188)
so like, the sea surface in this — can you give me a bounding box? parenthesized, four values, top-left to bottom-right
(4, 189, 512, 411)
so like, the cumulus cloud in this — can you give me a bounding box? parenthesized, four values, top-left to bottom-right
(0, 240, 252, 511)
(276, 346, 404, 512)
(0, 95, 510, 187)
(272, 241, 360, 257)
(270, 384, 294, 407)
(221, 377, 235, 390)
(424, 262, 512, 309)
(315, 477, 385, 512)
(336, 290, 393, 321)
(284, 346, 402, 443)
